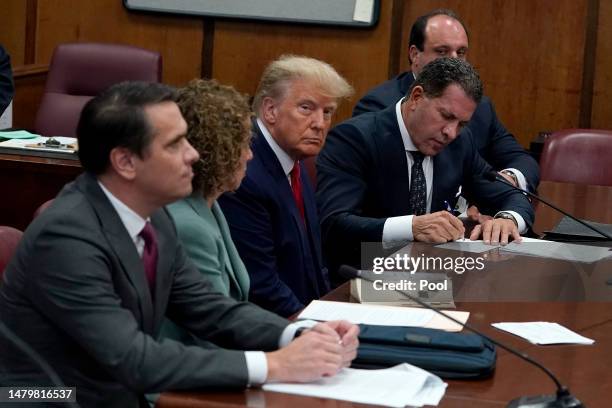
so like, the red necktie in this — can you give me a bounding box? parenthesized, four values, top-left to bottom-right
(290, 161, 305, 222)
(140, 222, 158, 293)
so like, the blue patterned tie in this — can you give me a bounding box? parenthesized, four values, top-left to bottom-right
(408, 151, 427, 215)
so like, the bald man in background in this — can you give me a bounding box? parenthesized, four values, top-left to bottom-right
(353, 9, 539, 198)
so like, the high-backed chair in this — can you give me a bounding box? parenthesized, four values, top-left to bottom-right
(539, 129, 612, 186)
(34, 42, 162, 137)
(0, 226, 22, 279)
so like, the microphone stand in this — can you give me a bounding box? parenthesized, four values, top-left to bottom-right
(338, 265, 585, 408)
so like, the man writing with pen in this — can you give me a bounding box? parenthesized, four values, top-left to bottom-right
(316, 59, 534, 277)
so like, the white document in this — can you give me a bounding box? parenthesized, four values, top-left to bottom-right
(298, 300, 434, 327)
(263, 363, 447, 408)
(437, 237, 550, 254)
(492, 322, 595, 345)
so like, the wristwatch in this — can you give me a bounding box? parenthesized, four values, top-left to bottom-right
(500, 170, 519, 186)
(494, 211, 518, 227)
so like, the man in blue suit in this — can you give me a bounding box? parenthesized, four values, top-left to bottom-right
(219, 55, 353, 317)
(317, 58, 534, 277)
(353, 9, 539, 196)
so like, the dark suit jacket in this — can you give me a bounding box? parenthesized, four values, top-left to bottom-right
(352, 71, 540, 191)
(316, 105, 535, 275)
(0, 173, 288, 408)
(218, 123, 330, 317)
(0, 45, 14, 116)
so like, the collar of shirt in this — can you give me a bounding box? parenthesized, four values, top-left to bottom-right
(395, 98, 418, 152)
(256, 118, 295, 178)
(97, 180, 148, 250)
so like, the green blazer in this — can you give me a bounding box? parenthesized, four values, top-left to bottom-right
(167, 195, 250, 301)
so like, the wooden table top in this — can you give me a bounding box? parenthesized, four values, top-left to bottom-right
(157, 180, 612, 408)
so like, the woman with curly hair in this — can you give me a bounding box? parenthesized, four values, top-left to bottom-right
(167, 78, 252, 301)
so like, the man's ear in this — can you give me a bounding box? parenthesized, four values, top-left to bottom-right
(408, 45, 420, 67)
(405, 85, 425, 111)
(261, 96, 278, 125)
(109, 147, 137, 181)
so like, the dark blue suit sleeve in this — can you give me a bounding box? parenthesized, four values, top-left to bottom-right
(352, 90, 389, 117)
(471, 99, 540, 191)
(0, 45, 14, 116)
(461, 130, 535, 228)
(316, 121, 387, 249)
(219, 180, 304, 317)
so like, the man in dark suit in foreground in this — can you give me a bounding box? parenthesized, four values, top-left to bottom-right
(353, 9, 539, 196)
(219, 55, 353, 317)
(0, 82, 358, 407)
(317, 58, 534, 275)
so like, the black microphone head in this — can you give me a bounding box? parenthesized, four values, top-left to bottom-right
(338, 265, 359, 280)
(484, 170, 498, 182)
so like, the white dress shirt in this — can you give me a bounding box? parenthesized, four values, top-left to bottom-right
(98, 180, 316, 386)
(257, 118, 295, 184)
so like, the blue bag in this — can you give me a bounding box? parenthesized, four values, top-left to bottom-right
(353, 324, 496, 379)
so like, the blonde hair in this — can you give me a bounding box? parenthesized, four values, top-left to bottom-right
(252, 54, 353, 113)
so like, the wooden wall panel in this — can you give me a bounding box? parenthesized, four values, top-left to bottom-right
(0, 0, 28, 65)
(35, 0, 204, 86)
(591, 0, 612, 129)
(12, 65, 48, 129)
(211, 0, 396, 123)
(398, 0, 588, 147)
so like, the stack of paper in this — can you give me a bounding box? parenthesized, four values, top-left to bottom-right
(492, 322, 595, 345)
(298, 300, 469, 332)
(263, 363, 447, 407)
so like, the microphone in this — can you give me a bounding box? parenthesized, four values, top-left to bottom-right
(484, 170, 611, 240)
(0, 321, 79, 408)
(338, 265, 585, 408)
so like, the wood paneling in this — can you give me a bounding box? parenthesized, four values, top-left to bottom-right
(211, 0, 396, 123)
(591, 0, 612, 129)
(399, 1, 589, 147)
(8, 0, 612, 139)
(0, 0, 28, 65)
(12, 65, 48, 130)
(35, 0, 204, 86)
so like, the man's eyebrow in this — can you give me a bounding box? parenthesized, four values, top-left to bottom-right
(439, 108, 456, 119)
(164, 132, 186, 146)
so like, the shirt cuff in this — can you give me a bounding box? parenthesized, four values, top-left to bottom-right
(278, 320, 318, 348)
(495, 210, 527, 234)
(503, 168, 528, 191)
(245, 351, 267, 386)
(382, 215, 414, 244)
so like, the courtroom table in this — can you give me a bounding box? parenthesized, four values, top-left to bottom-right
(158, 181, 612, 407)
(158, 242, 612, 408)
(0, 152, 81, 230)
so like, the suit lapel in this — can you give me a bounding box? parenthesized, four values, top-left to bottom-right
(151, 210, 173, 331)
(431, 147, 462, 213)
(253, 126, 305, 232)
(78, 173, 155, 332)
(211, 202, 250, 301)
(377, 107, 412, 215)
